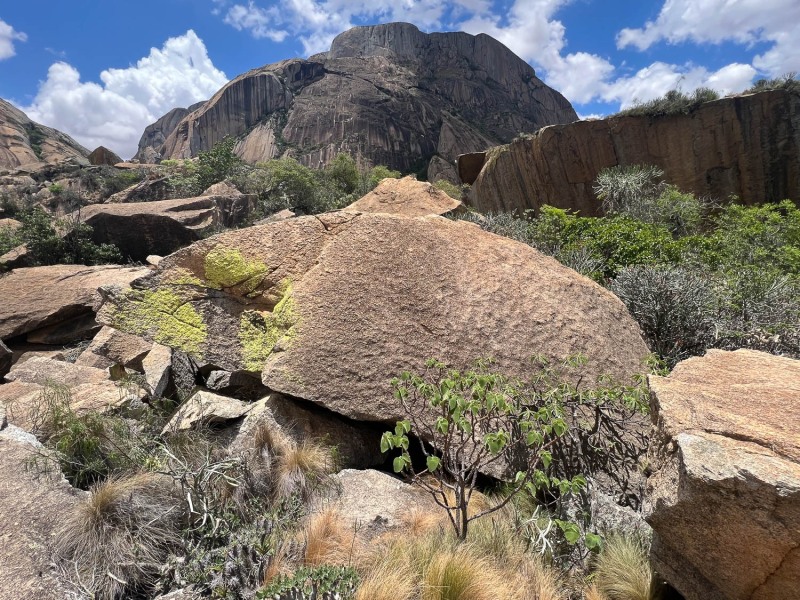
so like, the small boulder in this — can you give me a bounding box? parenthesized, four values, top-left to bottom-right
(645, 349, 800, 600)
(0, 340, 10, 379)
(345, 176, 462, 217)
(88, 146, 123, 166)
(75, 326, 153, 371)
(143, 343, 173, 398)
(162, 389, 253, 433)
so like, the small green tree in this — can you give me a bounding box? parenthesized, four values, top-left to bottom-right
(196, 137, 242, 192)
(381, 358, 589, 541)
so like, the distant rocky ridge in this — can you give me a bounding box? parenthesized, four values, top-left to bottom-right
(0, 99, 90, 171)
(136, 22, 577, 179)
(135, 101, 205, 164)
(462, 88, 800, 215)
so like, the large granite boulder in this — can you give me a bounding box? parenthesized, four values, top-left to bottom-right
(97, 211, 649, 425)
(465, 89, 800, 215)
(87, 146, 122, 166)
(0, 265, 149, 342)
(0, 424, 80, 599)
(77, 195, 257, 262)
(142, 23, 576, 174)
(345, 176, 462, 217)
(645, 349, 800, 600)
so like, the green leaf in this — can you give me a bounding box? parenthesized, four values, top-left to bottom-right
(380, 435, 390, 454)
(560, 522, 581, 544)
(540, 450, 552, 469)
(392, 456, 407, 473)
(585, 533, 603, 551)
(426, 456, 441, 472)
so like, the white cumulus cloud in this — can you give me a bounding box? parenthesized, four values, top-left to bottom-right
(617, 0, 800, 76)
(0, 18, 27, 60)
(23, 30, 228, 159)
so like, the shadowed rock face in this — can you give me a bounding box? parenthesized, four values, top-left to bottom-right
(465, 89, 800, 215)
(141, 23, 577, 174)
(0, 99, 89, 170)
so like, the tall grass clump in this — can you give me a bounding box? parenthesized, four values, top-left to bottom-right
(590, 535, 661, 600)
(54, 473, 183, 599)
(616, 87, 720, 118)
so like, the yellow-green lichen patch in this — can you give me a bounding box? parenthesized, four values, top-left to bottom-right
(107, 288, 207, 357)
(164, 268, 205, 287)
(238, 282, 299, 371)
(204, 247, 268, 293)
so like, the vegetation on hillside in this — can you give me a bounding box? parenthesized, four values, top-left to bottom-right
(458, 165, 800, 366)
(614, 74, 798, 118)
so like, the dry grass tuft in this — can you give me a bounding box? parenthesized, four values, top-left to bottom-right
(302, 507, 359, 567)
(54, 472, 182, 600)
(585, 584, 608, 600)
(252, 421, 291, 462)
(274, 440, 332, 501)
(422, 547, 514, 600)
(592, 535, 661, 600)
(354, 562, 416, 600)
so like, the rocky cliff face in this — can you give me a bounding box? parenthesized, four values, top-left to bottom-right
(133, 101, 205, 163)
(0, 99, 89, 171)
(464, 89, 800, 215)
(142, 22, 577, 176)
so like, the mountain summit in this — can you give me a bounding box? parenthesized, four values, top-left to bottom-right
(136, 22, 577, 179)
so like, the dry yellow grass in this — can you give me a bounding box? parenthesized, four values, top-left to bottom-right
(585, 584, 608, 600)
(355, 562, 416, 600)
(301, 507, 359, 566)
(422, 546, 517, 600)
(592, 535, 661, 600)
(274, 439, 331, 500)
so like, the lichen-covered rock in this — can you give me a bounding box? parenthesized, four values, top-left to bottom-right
(0, 265, 149, 342)
(145, 23, 576, 174)
(645, 349, 800, 600)
(344, 176, 462, 217)
(98, 211, 648, 425)
(465, 89, 800, 215)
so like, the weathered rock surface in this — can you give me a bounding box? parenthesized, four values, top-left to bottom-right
(77, 194, 257, 262)
(0, 425, 80, 599)
(98, 211, 648, 426)
(0, 356, 141, 430)
(344, 176, 462, 217)
(645, 349, 800, 600)
(87, 146, 122, 166)
(325, 469, 437, 532)
(107, 176, 174, 203)
(0, 98, 89, 170)
(75, 325, 153, 370)
(466, 89, 800, 215)
(144, 23, 576, 174)
(163, 389, 253, 433)
(0, 265, 148, 342)
(143, 343, 174, 398)
(134, 102, 205, 163)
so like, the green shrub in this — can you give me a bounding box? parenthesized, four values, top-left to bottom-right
(616, 87, 720, 118)
(16, 206, 122, 266)
(745, 73, 799, 94)
(433, 179, 464, 199)
(196, 137, 242, 192)
(48, 183, 64, 195)
(258, 565, 359, 599)
(0, 223, 21, 255)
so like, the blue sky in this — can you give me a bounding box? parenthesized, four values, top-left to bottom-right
(1, 0, 797, 159)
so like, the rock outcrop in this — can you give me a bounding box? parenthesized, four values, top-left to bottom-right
(465, 89, 800, 215)
(645, 349, 800, 600)
(87, 146, 122, 166)
(0, 99, 90, 171)
(78, 194, 256, 262)
(141, 23, 576, 175)
(97, 211, 649, 427)
(134, 102, 204, 163)
(344, 176, 462, 216)
(0, 265, 148, 343)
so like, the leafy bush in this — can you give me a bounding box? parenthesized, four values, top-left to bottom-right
(616, 87, 720, 118)
(609, 266, 717, 366)
(433, 179, 465, 199)
(381, 356, 647, 541)
(0, 222, 21, 255)
(15, 206, 122, 266)
(196, 137, 243, 192)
